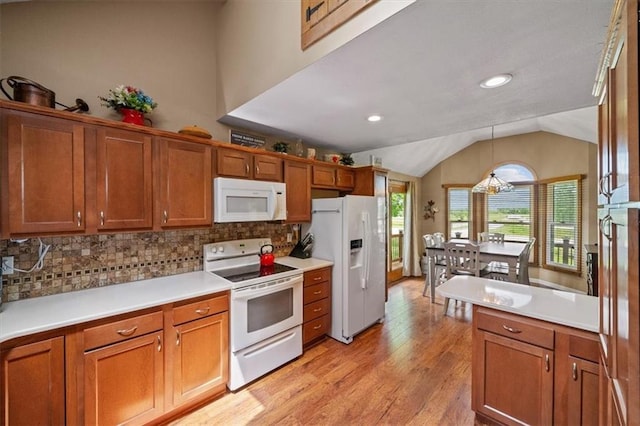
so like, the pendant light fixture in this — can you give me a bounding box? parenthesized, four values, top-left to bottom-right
(472, 126, 514, 195)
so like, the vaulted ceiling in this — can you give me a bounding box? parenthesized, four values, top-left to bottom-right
(220, 0, 611, 177)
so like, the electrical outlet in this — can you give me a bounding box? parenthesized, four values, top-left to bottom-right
(2, 256, 14, 275)
(287, 233, 293, 243)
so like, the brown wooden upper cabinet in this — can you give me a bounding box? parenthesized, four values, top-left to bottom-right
(312, 164, 354, 190)
(96, 128, 153, 231)
(6, 111, 86, 235)
(216, 147, 283, 182)
(156, 137, 212, 228)
(284, 159, 311, 222)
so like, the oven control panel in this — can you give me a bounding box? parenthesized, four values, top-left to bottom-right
(203, 238, 273, 262)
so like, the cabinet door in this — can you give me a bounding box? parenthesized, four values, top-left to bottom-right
(598, 78, 612, 206)
(607, 4, 640, 204)
(7, 113, 85, 234)
(172, 312, 229, 405)
(607, 207, 639, 424)
(253, 154, 283, 181)
(567, 356, 600, 426)
(284, 160, 311, 222)
(96, 128, 153, 230)
(216, 147, 251, 178)
(84, 332, 164, 425)
(473, 330, 554, 425)
(598, 207, 613, 366)
(336, 168, 355, 189)
(157, 138, 212, 228)
(1, 337, 65, 426)
(312, 164, 336, 187)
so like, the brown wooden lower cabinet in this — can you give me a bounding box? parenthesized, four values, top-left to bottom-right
(84, 331, 165, 425)
(0, 291, 230, 426)
(0, 336, 65, 425)
(472, 305, 600, 425)
(170, 295, 229, 407)
(302, 267, 332, 347)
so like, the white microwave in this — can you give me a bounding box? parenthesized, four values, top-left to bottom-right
(214, 177, 287, 223)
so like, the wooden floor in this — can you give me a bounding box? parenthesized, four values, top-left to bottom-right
(171, 278, 478, 425)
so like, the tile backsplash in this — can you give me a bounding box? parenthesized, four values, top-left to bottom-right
(0, 223, 296, 302)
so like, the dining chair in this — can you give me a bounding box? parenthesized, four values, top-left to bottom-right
(478, 232, 505, 243)
(443, 242, 491, 314)
(422, 234, 446, 297)
(488, 237, 536, 285)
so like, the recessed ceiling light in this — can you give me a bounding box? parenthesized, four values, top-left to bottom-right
(480, 74, 513, 89)
(367, 114, 382, 122)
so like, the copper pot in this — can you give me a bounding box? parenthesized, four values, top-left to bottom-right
(1, 76, 55, 107)
(0, 75, 89, 112)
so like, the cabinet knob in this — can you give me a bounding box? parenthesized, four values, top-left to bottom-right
(545, 354, 550, 372)
(195, 307, 210, 316)
(116, 326, 138, 336)
(502, 324, 522, 334)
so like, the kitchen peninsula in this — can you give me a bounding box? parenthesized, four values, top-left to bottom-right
(438, 276, 598, 425)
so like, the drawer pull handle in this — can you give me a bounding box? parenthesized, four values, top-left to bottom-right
(77, 211, 82, 227)
(313, 276, 322, 281)
(176, 330, 181, 346)
(195, 307, 210, 315)
(545, 354, 550, 372)
(100, 211, 105, 226)
(313, 307, 322, 312)
(157, 336, 162, 352)
(116, 326, 138, 336)
(245, 163, 250, 175)
(572, 362, 578, 380)
(163, 210, 168, 224)
(502, 325, 522, 334)
(313, 324, 322, 330)
(256, 165, 260, 175)
(313, 290, 322, 295)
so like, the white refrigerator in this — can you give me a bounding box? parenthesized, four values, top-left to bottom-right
(305, 195, 386, 344)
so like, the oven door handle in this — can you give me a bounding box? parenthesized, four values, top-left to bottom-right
(232, 277, 301, 300)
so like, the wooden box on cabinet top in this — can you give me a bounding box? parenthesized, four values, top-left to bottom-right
(302, 267, 331, 347)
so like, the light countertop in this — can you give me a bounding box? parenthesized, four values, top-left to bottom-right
(276, 256, 333, 271)
(0, 257, 333, 344)
(437, 276, 599, 332)
(0, 271, 232, 343)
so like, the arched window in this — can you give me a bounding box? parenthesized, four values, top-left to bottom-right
(485, 164, 536, 243)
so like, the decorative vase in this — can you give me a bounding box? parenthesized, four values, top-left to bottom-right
(120, 108, 144, 125)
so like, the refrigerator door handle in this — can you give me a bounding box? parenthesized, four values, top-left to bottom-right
(361, 211, 371, 289)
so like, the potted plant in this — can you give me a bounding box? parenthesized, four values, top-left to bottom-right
(99, 85, 157, 125)
(272, 141, 289, 154)
(340, 153, 354, 166)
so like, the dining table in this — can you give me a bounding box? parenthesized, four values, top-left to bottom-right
(424, 239, 528, 302)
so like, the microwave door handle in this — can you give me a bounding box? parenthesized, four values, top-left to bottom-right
(268, 187, 277, 219)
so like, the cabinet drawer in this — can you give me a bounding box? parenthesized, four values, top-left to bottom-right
(569, 334, 600, 363)
(303, 314, 330, 344)
(304, 281, 331, 304)
(475, 308, 554, 350)
(304, 267, 331, 286)
(173, 294, 228, 325)
(304, 298, 330, 322)
(84, 311, 163, 351)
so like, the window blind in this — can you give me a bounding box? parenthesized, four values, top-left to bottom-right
(447, 188, 471, 239)
(486, 184, 534, 243)
(543, 178, 580, 271)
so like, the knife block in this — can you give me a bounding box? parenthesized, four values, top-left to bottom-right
(289, 241, 311, 259)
